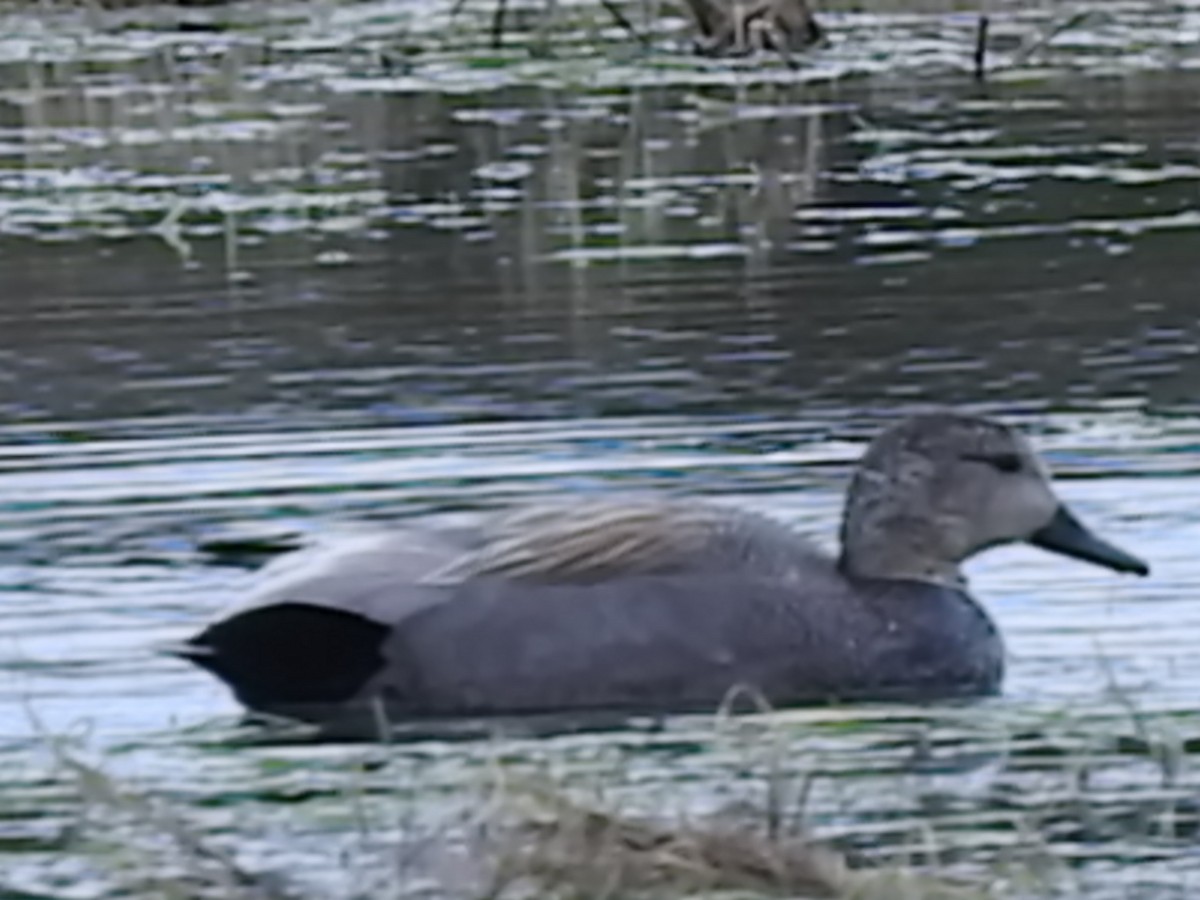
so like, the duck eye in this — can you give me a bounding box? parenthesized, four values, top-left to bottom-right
(964, 452, 1023, 474)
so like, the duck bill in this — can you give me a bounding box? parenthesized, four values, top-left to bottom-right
(1029, 506, 1149, 576)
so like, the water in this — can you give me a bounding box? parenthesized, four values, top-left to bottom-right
(3, 0, 1200, 897)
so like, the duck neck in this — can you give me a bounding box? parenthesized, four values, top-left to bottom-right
(837, 527, 966, 589)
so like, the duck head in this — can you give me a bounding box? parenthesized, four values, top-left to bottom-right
(839, 413, 1149, 586)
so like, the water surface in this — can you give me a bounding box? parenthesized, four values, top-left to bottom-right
(2, 1, 1200, 897)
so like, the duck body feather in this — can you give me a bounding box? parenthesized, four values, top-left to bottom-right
(185, 501, 1003, 728)
(179, 412, 1148, 734)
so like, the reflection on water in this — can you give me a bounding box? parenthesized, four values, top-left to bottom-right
(3, 2, 1200, 897)
(4, 75, 1200, 426)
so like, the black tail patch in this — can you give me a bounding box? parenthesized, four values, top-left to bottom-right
(181, 603, 389, 712)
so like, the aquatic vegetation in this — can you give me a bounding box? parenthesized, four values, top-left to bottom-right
(0, 0, 1194, 251)
(682, 0, 823, 67)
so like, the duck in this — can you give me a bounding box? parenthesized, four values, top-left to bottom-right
(174, 412, 1148, 734)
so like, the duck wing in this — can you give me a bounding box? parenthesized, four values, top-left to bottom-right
(424, 496, 826, 586)
(221, 497, 826, 628)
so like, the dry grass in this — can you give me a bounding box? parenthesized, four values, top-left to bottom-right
(479, 780, 998, 900)
(486, 784, 851, 897)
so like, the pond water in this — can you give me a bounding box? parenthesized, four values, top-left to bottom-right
(3, 0, 1200, 897)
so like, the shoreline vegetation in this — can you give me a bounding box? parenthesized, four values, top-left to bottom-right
(0, 0, 1092, 72)
(45, 725, 1017, 900)
(35, 689, 1199, 900)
